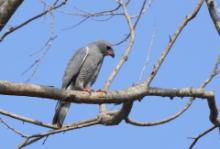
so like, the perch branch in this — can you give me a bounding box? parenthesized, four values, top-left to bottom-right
(0, 81, 215, 104)
(1, 80, 219, 128)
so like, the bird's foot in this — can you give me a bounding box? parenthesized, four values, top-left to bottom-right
(96, 89, 107, 94)
(82, 87, 93, 94)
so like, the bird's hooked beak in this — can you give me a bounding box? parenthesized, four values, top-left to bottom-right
(105, 48, 115, 58)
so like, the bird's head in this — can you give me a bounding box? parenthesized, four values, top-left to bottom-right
(95, 41, 115, 58)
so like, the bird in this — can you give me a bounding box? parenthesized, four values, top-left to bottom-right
(52, 40, 115, 128)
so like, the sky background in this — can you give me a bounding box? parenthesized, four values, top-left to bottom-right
(0, 0, 220, 149)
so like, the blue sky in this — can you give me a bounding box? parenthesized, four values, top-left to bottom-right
(0, 0, 220, 149)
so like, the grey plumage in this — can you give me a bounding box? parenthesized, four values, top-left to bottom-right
(52, 40, 114, 127)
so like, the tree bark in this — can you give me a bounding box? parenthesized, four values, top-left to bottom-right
(206, 0, 220, 35)
(0, 0, 24, 32)
(0, 81, 214, 104)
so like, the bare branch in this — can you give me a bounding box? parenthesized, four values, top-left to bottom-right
(21, 35, 57, 82)
(99, 101, 133, 125)
(125, 99, 193, 126)
(206, 0, 220, 35)
(0, 108, 57, 129)
(138, 28, 156, 82)
(1, 80, 219, 128)
(0, 0, 219, 148)
(125, 53, 220, 126)
(18, 117, 100, 149)
(0, 0, 24, 31)
(104, 0, 135, 91)
(202, 55, 220, 87)
(187, 55, 220, 148)
(189, 126, 217, 149)
(100, 0, 137, 113)
(114, 0, 153, 45)
(71, 4, 121, 17)
(59, 4, 121, 30)
(144, 0, 204, 86)
(0, 118, 28, 138)
(207, 96, 220, 126)
(0, 81, 215, 104)
(125, 0, 205, 126)
(0, 0, 67, 42)
(62, 16, 90, 30)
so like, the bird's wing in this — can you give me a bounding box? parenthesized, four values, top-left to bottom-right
(62, 46, 89, 88)
(88, 59, 103, 87)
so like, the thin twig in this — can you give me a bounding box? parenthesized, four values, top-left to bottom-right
(0, 118, 28, 138)
(126, 0, 206, 126)
(114, 0, 153, 45)
(18, 117, 100, 149)
(60, 4, 121, 30)
(62, 16, 90, 30)
(144, 0, 204, 86)
(0, 109, 57, 129)
(100, 0, 136, 113)
(138, 28, 156, 82)
(189, 126, 217, 149)
(202, 55, 220, 87)
(21, 35, 57, 82)
(126, 54, 220, 126)
(0, 0, 67, 42)
(103, 0, 136, 90)
(72, 4, 121, 17)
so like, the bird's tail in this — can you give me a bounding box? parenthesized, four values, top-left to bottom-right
(52, 101, 70, 128)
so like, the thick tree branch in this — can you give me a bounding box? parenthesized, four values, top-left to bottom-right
(0, 81, 214, 104)
(207, 96, 220, 125)
(0, 0, 24, 32)
(1, 80, 220, 128)
(206, 0, 220, 35)
(99, 101, 133, 125)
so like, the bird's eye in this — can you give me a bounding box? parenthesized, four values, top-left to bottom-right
(106, 46, 111, 50)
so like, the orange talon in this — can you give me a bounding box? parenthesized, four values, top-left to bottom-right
(82, 87, 93, 94)
(96, 89, 107, 94)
